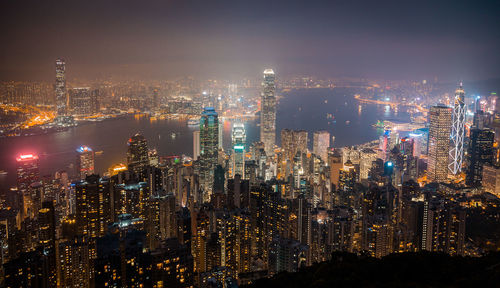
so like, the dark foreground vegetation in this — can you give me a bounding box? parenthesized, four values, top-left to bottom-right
(246, 252, 500, 288)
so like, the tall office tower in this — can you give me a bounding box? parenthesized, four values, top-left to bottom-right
(75, 175, 111, 238)
(427, 105, 452, 182)
(449, 83, 466, 175)
(465, 128, 494, 186)
(76, 145, 95, 179)
(359, 148, 378, 181)
(218, 121, 224, 149)
(69, 87, 93, 116)
(338, 161, 356, 207)
(313, 131, 330, 161)
(193, 130, 200, 160)
(231, 122, 246, 178)
(55, 58, 67, 116)
(260, 69, 276, 155)
(199, 107, 219, 200)
(16, 154, 40, 195)
(328, 150, 343, 189)
(90, 89, 100, 114)
(38, 201, 56, 248)
(16, 154, 40, 216)
(281, 129, 308, 162)
(399, 137, 418, 182)
(127, 133, 149, 176)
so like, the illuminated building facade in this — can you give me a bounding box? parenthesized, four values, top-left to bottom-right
(465, 128, 494, 186)
(281, 129, 308, 162)
(127, 133, 149, 177)
(427, 105, 452, 182)
(449, 83, 466, 175)
(260, 69, 276, 155)
(231, 122, 246, 178)
(76, 145, 95, 179)
(313, 130, 330, 161)
(75, 175, 111, 238)
(199, 107, 219, 200)
(55, 58, 67, 115)
(16, 154, 40, 195)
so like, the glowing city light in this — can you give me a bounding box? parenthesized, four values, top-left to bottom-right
(17, 154, 38, 161)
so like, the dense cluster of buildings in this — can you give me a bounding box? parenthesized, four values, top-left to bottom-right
(0, 68, 499, 288)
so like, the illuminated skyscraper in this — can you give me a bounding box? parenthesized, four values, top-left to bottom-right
(281, 129, 308, 162)
(76, 145, 95, 179)
(313, 131, 330, 161)
(55, 58, 67, 116)
(16, 153, 40, 197)
(260, 69, 276, 155)
(427, 105, 452, 182)
(75, 174, 111, 238)
(449, 83, 466, 175)
(199, 107, 219, 200)
(69, 87, 96, 116)
(231, 122, 246, 178)
(127, 134, 149, 176)
(465, 128, 494, 186)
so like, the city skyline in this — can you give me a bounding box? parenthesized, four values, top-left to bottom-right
(1, 1, 500, 287)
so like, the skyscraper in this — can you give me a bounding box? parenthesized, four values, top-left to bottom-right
(232, 122, 246, 178)
(199, 107, 219, 200)
(281, 129, 308, 162)
(466, 128, 494, 186)
(127, 134, 149, 176)
(313, 131, 330, 161)
(16, 153, 40, 196)
(427, 105, 452, 182)
(75, 174, 111, 238)
(260, 69, 276, 155)
(449, 83, 466, 175)
(193, 130, 200, 160)
(69, 87, 97, 116)
(55, 59, 67, 116)
(76, 145, 95, 179)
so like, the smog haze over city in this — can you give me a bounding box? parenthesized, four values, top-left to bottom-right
(1, 0, 500, 81)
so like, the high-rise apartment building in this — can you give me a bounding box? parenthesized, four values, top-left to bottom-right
(313, 131, 330, 162)
(127, 134, 149, 176)
(55, 58, 67, 116)
(260, 69, 276, 155)
(75, 174, 111, 238)
(76, 145, 95, 179)
(427, 105, 452, 182)
(69, 87, 99, 116)
(281, 129, 308, 162)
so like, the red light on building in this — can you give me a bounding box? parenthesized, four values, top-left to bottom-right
(17, 154, 38, 161)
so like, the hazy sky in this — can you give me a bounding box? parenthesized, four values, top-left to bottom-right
(1, 0, 499, 81)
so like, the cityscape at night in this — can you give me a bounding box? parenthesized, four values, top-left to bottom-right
(1, 0, 500, 287)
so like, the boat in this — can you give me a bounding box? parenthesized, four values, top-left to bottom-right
(95, 150, 104, 156)
(187, 119, 199, 126)
(0, 170, 7, 176)
(171, 132, 176, 139)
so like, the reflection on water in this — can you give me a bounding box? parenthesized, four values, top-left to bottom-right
(0, 88, 411, 189)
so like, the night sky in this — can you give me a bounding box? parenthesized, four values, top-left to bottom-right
(1, 0, 499, 81)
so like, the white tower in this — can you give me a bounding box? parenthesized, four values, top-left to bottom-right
(449, 82, 466, 175)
